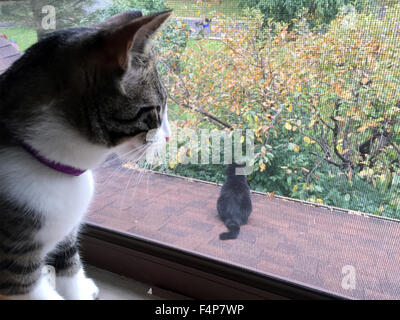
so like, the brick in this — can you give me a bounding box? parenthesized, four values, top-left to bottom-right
(86, 167, 400, 299)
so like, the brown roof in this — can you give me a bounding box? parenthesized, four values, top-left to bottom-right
(87, 166, 400, 299)
(0, 36, 21, 75)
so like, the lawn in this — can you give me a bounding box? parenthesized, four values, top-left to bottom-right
(166, 0, 244, 18)
(186, 38, 223, 51)
(1, 27, 37, 51)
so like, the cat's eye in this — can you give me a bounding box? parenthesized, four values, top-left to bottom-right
(156, 106, 161, 113)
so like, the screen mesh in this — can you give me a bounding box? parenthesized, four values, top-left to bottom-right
(1, 0, 399, 299)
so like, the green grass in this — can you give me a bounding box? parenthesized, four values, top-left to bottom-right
(186, 38, 223, 52)
(166, 0, 244, 18)
(1, 27, 37, 51)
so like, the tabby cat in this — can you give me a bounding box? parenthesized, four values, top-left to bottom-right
(217, 163, 253, 240)
(0, 10, 172, 299)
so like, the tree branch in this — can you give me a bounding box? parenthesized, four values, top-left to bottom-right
(167, 94, 233, 129)
(310, 152, 342, 168)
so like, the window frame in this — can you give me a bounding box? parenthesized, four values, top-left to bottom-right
(81, 222, 343, 300)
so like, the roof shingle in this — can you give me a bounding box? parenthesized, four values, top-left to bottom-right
(87, 167, 400, 300)
(0, 35, 21, 75)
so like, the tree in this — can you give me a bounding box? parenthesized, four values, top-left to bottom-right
(0, 0, 94, 40)
(238, 0, 397, 28)
(91, 0, 167, 19)
(159, 6, 400, 217)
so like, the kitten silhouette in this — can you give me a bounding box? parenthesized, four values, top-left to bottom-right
(217, 162, 252, 240)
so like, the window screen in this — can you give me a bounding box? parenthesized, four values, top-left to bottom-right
(1, 0, 399, 299)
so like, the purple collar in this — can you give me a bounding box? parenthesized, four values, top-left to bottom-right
(21, 142, 86, 177)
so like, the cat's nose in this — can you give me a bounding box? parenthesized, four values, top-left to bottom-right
(166, 137, 170, 142)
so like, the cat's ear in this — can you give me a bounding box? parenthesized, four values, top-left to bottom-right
(97, 10, 172, 70)
(131, 10, 173, 53)
(96, 10, 143, 28)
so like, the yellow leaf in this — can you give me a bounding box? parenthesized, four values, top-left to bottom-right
(284, 122, 292, 130)
(292, 184, 298, 193)
(341, 90, 352, 100)
(196, 10, 200, 17)
(357, 125, 368, 133)
(260, 163, 266, 172)
(169, 162, 175, 169)
(288, 104, 293, 112)
(240, 136, 245, 143)
(335, 85, 342, 96)
(316, 199, 324, 204)
(292, 125, 297, 131)
(293, 144, 300, 152)
(304, 136, 312, 144)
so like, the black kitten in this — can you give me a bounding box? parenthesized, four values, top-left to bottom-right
(217, 163, 252, 240)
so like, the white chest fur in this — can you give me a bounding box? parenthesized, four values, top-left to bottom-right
(0, 147, 94, 255)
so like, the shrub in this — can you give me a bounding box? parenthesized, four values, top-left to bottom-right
(154, 6, 400, 218)
(238, 0, 398, 29)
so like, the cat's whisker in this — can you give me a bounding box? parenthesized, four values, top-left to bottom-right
(102, 144, 148, 167)
(97, 145, 149, 187)
(109, 150, 149, 192)
(146, 163, 152, 195)
(101, 152, 133, 169)
(121, 143, 151, 164)
(140, 144, 163, 196)
(118, 148, 148, 216)
(103, 144, 150, 170)
(118, 167, 135, 219)
(96, 164, 129, 188)
(135, 165, 148, 197)
(142, 161, 152, 196)
(97, 149, 142, 185)
(100, 164, 131, 188)
(142, 152, 165, 196)
(127, 153, 150, 205)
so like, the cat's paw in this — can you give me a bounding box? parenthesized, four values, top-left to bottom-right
(10, 277, 64, 300)
(56, 268, 99, 300)
(78, 277, 99, 300)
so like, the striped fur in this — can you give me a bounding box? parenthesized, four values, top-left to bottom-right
(0, 200, 42, 296)
(0, 200, 85, 297)
(46, 232, 81, 278)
